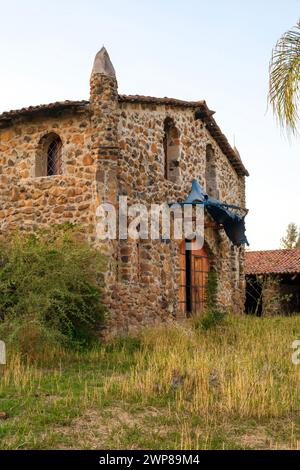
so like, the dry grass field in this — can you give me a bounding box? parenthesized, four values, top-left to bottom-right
(0, 314, 300, 450)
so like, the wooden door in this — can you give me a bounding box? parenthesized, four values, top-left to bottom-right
(179, 240, 209, 316)
(179, 241, 186, 315)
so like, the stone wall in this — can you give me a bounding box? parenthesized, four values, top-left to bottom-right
(118, 103, 245, 208)
(261, 276, 282, 316)
(0, 174, 95, 233)
(0, 110, 99, 237)
(104, 102, 246, 333)
(0, 111, 94, 179)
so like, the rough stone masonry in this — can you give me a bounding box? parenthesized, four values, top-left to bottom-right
(0, 47, 249, 336)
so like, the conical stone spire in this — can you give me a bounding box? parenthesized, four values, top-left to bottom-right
(91, 47, 116, 77)
(89, 46, 119, 235)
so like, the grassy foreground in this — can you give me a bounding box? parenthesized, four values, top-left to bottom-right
(0, 314, 300, 450)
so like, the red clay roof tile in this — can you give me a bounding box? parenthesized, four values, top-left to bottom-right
(245, 248, 300, 275)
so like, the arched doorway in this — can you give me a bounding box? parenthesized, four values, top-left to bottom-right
(179, 240, 209, 316)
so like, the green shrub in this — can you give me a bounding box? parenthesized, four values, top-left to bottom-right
(0, 224, 107, 354)
(192, 271, 227, 331)
(198, 308, 226, 331)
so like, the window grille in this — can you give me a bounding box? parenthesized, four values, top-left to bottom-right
(47, 138, 62, 176)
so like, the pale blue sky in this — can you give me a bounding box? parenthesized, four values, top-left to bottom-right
(0, 0, 299, 249)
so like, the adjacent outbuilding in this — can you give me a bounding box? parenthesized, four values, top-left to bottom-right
(245, 249, 300, 315)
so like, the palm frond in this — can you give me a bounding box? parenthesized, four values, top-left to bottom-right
(269, 20, 300, 135)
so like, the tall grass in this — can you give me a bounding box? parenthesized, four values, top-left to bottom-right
(104, 315, 300, 419)
(0, 314, 300, 449)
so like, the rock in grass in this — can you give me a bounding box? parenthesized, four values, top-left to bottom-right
(0, 411, 8, 420)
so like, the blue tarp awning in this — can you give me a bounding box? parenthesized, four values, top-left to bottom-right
(178, 179, 249, 246)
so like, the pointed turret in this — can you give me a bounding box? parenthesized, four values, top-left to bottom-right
(91, 47, 116, 78)
(90, 46, 118, 106)
(89, 46, 119, 237)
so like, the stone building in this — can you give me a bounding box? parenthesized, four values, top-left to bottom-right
(0, 48, 249, 334)
(245, 249, 300, 315)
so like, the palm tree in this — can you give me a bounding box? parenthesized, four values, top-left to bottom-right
(269, 20, 300, 135)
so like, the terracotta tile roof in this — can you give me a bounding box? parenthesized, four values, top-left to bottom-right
(195, 106, 248, 176)
(245, 249, 300, 275)
(0, 96, 207, 121)
(118, 95, 207, 108)
(0, 100, 89, 123)
(0, 95, 249, 176)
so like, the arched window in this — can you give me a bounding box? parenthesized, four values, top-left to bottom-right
(163, 118, 180, 182)
(205, 144, 218, 198)
(35, 133, 63, 177)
